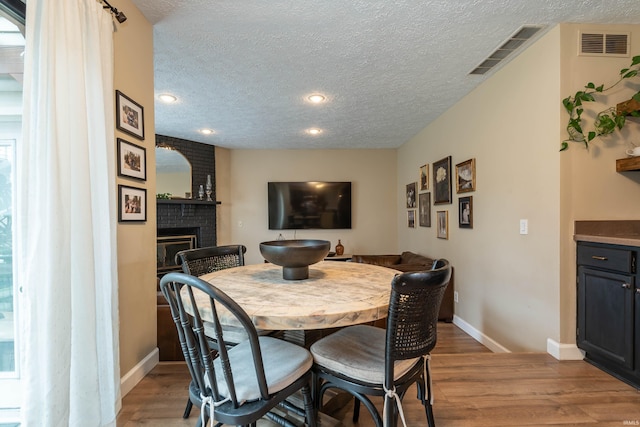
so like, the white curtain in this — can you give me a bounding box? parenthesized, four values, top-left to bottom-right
(17, 0, 121, 425)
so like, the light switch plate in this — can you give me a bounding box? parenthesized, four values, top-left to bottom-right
(519, 219, 528, 235)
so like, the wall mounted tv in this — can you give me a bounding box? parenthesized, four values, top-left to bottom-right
(268, 181, 352, 230)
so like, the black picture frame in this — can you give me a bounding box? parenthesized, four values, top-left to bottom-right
(459, 196, 473, 229)
(419, 192, 431, 227)
(433, 156, 452, 205)
(406, 182, 417, 208)
(117, 138, 146, 181)
(116, 90, 145, 140)
(118, 185, 147, 222)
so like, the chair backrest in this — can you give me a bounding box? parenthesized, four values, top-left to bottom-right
(176, 245, 247, 276)
(159, 271, 269, 409)
(384, 259, 451, 383)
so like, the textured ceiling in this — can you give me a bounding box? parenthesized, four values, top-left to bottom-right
(130, 0, 640, 149)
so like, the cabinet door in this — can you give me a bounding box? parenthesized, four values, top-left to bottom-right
(577, 266, 634, 369)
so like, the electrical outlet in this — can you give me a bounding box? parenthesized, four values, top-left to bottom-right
(454, 291, 459, 303)
(519, 219, 528, 235)
(238, 220, 243, 228)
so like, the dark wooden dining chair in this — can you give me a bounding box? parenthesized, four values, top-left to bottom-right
(176, 245, 246, 276)
(160, 272, 316, 427)
(310, 259, 451, 427)
(174, 244, 248, 419)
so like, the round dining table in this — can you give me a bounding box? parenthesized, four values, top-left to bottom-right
(193, 261, 399, 334)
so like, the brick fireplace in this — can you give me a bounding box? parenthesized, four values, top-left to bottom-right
(156, 135, 218, 276)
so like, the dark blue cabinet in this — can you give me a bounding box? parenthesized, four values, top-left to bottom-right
(577, 241, 639, 388)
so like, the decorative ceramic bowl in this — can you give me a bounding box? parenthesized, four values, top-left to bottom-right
(259, 239, 331, 280)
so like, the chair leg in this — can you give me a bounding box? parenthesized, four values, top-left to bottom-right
(352, 397, 360, 422)
(183, 397, 193, 418)
(353, 394, 382, 427)
(302, 384, 317, 427)
(383, 395, 394, 427)
(426, 403, 436, 427)
(421, 366, 436, 427)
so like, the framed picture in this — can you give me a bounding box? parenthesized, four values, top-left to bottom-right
(433, 156, 452, 205)
(407, 210, 416, 228)
(456, 158, 476, 193)
(406, 182, 417, 208)
(118, 185, 147, 222)
(117, 138, 146, 181)
(459, 196, 473, 229)
(419, 192, 431, 227)
(437, 210, 448, 239)
(116, 90, 145, 140)
(419, 164, 429, 191)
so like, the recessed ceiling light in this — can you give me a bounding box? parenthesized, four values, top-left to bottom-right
(158, 93, 177, 103)
(306, 128, 322, 135)
(307, 94, 326, 104)
(199, 128, 215, 135)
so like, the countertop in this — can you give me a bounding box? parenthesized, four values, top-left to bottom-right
(574, 220, 640, 247)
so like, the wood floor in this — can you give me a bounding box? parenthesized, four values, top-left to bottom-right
(117, 323, 640, 426)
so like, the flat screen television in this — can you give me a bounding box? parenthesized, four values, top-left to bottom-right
(268, 181, 352, 230)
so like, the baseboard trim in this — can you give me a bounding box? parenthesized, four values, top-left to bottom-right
(546, 338, 585, 361)
(452, 315, 510, 353)
(120, 347, 159, 397)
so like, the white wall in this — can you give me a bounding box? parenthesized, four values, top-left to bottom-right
(229, 149, 397, 265)
(398, 27, 562, 352)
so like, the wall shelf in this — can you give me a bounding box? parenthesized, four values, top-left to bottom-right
(616, 157, 640, 172)
(616, 98, 640, 116)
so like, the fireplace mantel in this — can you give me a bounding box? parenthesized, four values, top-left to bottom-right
(157, 199, 221, 206)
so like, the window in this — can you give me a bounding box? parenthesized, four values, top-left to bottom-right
(0, 9, 23, 419)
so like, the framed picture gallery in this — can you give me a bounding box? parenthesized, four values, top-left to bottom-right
(116, 90, 145, 140)
(459, 196, 473, 229)
(118, 185, 147, 222)
(117, 138, 146, 181)
(407, 210, 416, 228)
(419, 164, 429, 191)
(437, 210, 448, 239)
(433, 156, 452, 205)
(406, 182, 417, 208)
(456, 158, 476, 193)
(418, 192, 431, 227)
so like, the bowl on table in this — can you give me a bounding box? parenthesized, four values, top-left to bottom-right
(259, 239, 331, 280)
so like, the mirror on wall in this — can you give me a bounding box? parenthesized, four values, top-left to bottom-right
(156, 146, 192, 198)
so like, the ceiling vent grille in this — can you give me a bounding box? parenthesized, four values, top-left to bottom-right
(579, 31, 629, 57)
(469, 25, 544, 75)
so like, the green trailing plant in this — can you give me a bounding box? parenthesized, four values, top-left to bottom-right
(561, 55, 640, 151)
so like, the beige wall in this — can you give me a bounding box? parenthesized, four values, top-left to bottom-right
(559, 24, 640, 343)
(215, 146, 232, 245)
(398, 23, 640, 353)
(398, 27, 563, 352)
(113, 13, 640, 372)
(228, 149, 397, 265)
(113, 0, 157, 376)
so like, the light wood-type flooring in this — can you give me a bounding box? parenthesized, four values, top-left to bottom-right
(117, 323, 640, 426)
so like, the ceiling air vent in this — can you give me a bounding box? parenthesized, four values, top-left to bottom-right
(469, 25, 544, 75)
(579, 31, 629, 57)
